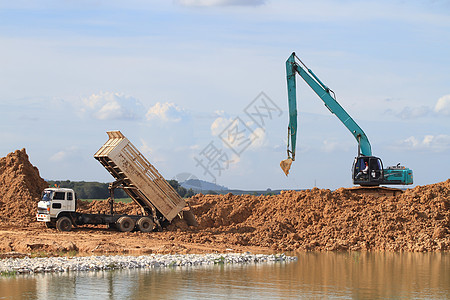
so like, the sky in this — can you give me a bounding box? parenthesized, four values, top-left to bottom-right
(0, 0, 449, 190)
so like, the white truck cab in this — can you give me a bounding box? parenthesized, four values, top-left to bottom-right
(37, 188, 76, 222)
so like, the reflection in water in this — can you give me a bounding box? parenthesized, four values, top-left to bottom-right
(0, 253, 448, 299)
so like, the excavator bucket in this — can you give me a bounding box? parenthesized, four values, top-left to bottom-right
(280, 158, 293, 176)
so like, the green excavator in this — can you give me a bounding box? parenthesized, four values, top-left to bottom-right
(280, 52, 413, 187)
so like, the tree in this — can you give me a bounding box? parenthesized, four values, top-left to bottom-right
(185, 188, 195, 198)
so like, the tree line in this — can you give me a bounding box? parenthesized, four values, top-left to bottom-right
(47, 180, 195, 199)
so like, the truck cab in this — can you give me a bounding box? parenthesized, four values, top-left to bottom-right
(37, 188, 76, 223)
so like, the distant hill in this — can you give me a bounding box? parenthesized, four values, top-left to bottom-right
(180, 179, 228, 192)
(179, 179, 284, 196)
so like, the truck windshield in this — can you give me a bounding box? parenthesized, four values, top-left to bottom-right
(42, 190, 53, 201)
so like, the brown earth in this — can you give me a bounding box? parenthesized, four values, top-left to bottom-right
(0, 149, 48, 226)
(0, 149, 449, 256)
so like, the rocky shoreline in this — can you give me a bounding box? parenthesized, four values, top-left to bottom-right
(0, 253, 297, 275)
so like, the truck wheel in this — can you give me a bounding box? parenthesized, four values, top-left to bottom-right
(56, 216, 72, 232)
(136, 217, 154, 233)
(116, 216, 135, 232)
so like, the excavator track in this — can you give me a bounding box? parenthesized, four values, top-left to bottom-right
(344, 186, 404, 197)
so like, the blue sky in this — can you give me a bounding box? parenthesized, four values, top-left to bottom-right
(0, 0, 449, 190)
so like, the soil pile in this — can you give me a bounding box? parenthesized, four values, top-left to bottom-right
(0, 149, 141, 227)
(0, 149, 448, 253)
(180, 181, 450, 252)
(0, 149, 48, 226)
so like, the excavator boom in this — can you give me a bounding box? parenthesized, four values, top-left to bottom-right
(284, 53, 372, 160)
(281, 52, 413, 186)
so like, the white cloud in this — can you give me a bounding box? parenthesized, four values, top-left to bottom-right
(211, 117, 265, 154)
(247, 127, 266, 150)
(397, 106, 430, 119)
(49, 146, 79, 162)
(321, 139, 351, 153)
(139, 138, 153, 158)
(146, 102, 187, 122)
(176, 0, 266, 7)
(230, 153, 240, 165)
(211, 116, 234, 136)
(82, 92, 145, 120)
(435, 95, 450, 116)
(138, 139, 166, 164)
(385, 94, 450, 119)
(395, 135, 450, 152)
(50, 151, 67, 162)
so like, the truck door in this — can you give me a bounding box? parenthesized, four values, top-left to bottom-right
(50, 191, 66, 217)
(66, 191, 76, 211)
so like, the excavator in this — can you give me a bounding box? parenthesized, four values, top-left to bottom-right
(280, 52, 413, 187)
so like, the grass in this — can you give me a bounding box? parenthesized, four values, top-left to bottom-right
(29, 250, 79, 258)
(106, 262, 119, 269)
(214, 256, 226, 264)
(1, 271, 17, 277)
(29, 251, 49, 258)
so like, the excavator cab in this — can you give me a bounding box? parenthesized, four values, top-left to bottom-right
(352, 156, 384, 186)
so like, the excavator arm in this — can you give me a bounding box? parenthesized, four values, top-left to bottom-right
(280, 52, 372, 175)
(281, 52, 372, 175)
(280, 52, 413, 186)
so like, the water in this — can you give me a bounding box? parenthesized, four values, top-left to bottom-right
(1, 252, 449, 299)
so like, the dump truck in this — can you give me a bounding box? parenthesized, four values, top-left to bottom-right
(36, 131, 196, 232)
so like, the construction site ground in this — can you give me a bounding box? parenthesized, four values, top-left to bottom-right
(0, 149, 449, 257)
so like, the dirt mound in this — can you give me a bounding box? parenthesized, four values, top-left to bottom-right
(176, 180, 450, 252)
(0, 149, 142, 228)
(0, 149, 448, 253)
(0, 149, 48, 226)
(35, 179, 449, 253)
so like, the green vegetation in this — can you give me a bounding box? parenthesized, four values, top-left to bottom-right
(29, 251, 49, 258)
(106, 262, 119, 269)
(167, 180, 195, 198)
(1, 271, 17, 277)
(48, 180, 128, 199)
(214, 256, 226, 264)
(48, 179, 281, 199)
(48, 179, 195, 199)
(29, 250, 79, 258)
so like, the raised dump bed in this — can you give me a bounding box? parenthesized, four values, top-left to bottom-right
(94, 131, 187, 222)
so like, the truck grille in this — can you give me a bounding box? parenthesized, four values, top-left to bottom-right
(37, 208, 48, 214)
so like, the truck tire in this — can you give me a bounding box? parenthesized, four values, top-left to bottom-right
(116, 216, 135, 232)
(136, 217, 154, 233)
(56, 216, 72, 232)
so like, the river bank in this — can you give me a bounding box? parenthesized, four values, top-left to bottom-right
(0, 252, 296, 275)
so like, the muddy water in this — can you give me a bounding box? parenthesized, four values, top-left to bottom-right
(1, 252, 449, 299)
